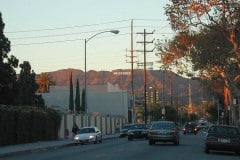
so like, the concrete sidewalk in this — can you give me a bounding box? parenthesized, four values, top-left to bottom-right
(0, 134, 119, 158)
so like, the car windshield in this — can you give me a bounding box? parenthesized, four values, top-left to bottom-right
(185, 123, 196, 128)
(152, 122, 175, 130)
(131, 124, 146, 129)
(122, 125, 133, 129)
(208, 126, 239, 135)
(78, 128, 95, 134)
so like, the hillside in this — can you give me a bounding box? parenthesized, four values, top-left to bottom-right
(46, 68, 203, 105)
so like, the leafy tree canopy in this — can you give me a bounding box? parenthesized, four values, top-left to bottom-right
(0, 12, 19, 105)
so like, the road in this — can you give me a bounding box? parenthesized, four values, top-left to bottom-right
(4, 131, 239, 160)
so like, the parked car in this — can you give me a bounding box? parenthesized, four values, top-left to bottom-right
(73, 126, 102, 145)
(205, 125, 240, 155)
(119, 124, 134, 138)
(183, 122, 198, 135)
(127, 123, 148, 140)
(148, 121, 180, 145)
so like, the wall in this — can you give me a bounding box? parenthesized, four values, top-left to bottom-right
(60, 114, 127, 139)
(88, 92, 128, 117)
(42, 85, 129, 119)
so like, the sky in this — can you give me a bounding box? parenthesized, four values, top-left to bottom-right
(0, 0, 175, 74)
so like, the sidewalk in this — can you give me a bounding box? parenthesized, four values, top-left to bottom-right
(0, 134, 119, 158)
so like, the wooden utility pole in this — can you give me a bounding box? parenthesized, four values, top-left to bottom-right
(126, 19, 137, 123)
(137, 29, 154, 124)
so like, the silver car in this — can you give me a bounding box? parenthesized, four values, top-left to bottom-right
(73, 126, 102, 145)
(148, 121, 180, 145)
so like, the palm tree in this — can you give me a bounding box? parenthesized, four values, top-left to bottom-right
(36, 72, 55, 93)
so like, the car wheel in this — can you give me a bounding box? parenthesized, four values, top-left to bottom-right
(235, 149, 240, 156)
(174, 139, 179, 145)
(128, 137, 133, 141)
(205, 146, 209, 154)
(94, 137, 98, 144)
(149, 140, 154, 145)
(99, 137, 102, 143)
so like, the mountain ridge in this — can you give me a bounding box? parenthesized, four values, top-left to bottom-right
(46, 68, 202, 105)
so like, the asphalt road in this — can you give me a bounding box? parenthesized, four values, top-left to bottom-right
(4, 131, 239, 160)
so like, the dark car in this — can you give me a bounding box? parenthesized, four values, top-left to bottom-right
(119, 124, 134, 138)
(205, 125, 240, 155)
(127, 123, 148, 140)
(148, 121, 180, 145)
(183, 122, 198, 135)
(196, 122, 209, 130)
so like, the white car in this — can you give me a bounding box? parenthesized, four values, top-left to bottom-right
(73, 126, 102, 145)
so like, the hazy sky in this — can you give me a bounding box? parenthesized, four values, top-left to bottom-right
(1, 0, 174, 74)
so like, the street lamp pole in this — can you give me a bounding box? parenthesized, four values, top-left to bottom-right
(84, 30, 119, 115)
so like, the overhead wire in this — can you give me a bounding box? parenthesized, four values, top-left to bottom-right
(5, 19, 132, 33)
(9, 18, 173, 72)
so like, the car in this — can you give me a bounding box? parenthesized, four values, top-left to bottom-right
(148, 121, 180, 145)
(205, 125, 240, 155)
(183, 122, 198, 135)
(119, 124, 134, 138)
(73, 126, 102, 145)
(196, 122, 209, 130)
(127, 123, 148, 140)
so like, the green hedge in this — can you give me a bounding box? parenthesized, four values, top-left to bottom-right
(0, 105, 61, 146)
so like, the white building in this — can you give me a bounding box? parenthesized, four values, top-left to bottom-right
(41, 83, 129, 118)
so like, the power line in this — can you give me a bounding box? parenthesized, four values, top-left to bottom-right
(5, 19, 131, 33)
(10, 25, 171, 40)
(10, 26, 130, 40)
(11, 33, 129, 46)
(5, 18, 169, 34)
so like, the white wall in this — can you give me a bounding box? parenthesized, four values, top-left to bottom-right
(88, 92, 128, 118)
(61, 114, 127, 139)
(42, 85, 129, 118)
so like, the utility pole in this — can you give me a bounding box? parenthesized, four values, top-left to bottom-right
(188, 83, 193, 115)
(126, 19, 136, 123)
(137, 29, 154, 124)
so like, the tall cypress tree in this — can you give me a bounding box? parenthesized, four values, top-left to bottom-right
(69, 72, 74, 113)
(81, 88, 85, 113)
(75, 79, 81, 114)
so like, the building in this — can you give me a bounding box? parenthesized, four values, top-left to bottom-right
(146, 87, 160, 105)
(41, 83, 129, 118)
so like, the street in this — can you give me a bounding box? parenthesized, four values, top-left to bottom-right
(4, 131, 239, 160)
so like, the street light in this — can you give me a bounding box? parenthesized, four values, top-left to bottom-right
(84, 30, 119, 115)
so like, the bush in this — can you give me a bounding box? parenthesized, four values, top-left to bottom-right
(0, 105, 61, 146)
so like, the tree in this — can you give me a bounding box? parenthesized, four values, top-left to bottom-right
(34, 94, 45, 108)
(16, 61, 39, 105)
(36, 72, 55, 93)
(75, 79, 81, 114)
(157, 0, 240, 121)
(81, 88, 86, 113)
(0, 12, 19, 105)
(165, 106, 178, 122)
(69, 72, 74, 113)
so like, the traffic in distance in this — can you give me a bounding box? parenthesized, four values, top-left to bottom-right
(119, 119, 240, 156)
(71, 119, 240, 156)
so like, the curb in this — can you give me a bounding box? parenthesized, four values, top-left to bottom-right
(0, 143, 74, 158)
(0, 134, 119, 158)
